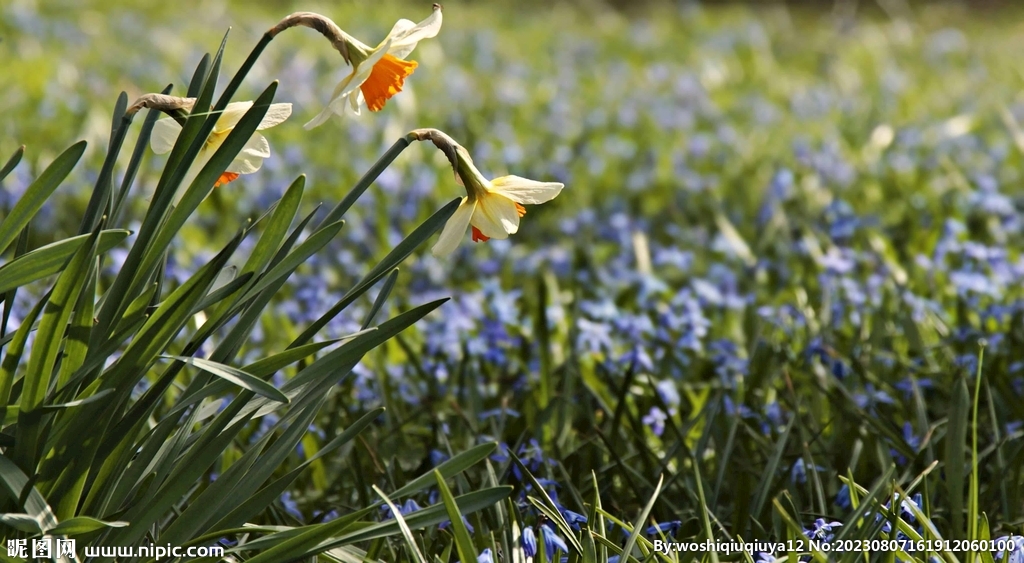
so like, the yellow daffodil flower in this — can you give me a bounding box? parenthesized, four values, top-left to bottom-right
(304, 5, 442, 129)
(432, 146, 564, 257)
(151, 100, 292, 203)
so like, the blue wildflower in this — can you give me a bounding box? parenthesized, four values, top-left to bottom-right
(892, 422, 921, 465)
(655, 380, 681, 408)
(994, 535, 1024, 563)
(764, 401, 787, 433)
(873, 493, 922, 533)
(804, 518, 842, 541)
(540, 523, 568, 559)
(478, 407, 522, 420)
(381, 499, 421, 520)
(562, 509, 588, 531)
(430, 450, 449, 467)
(950, 269, 1002, 298)
(522, 526, 537, 557)
(643, 406, 669, 437)
(791, 458, 825, 484)
(853, 384, 896, 411)
(646, 520, 681, 537)
(315, 509, 339, 523)
(519, 439, 552, 472)
(439, 516, 475, 534)
(723, 396, 759, 421)
(835, 484, 851, 510)
(477, 548, 494, 563)
(894, 377, 934, 399)
(577, 318, 613, 353)
(894, 493, 923, 523)
(710, 339, 748, 386)
(619, 345, 655, 372)
(279, 491, 303, 519)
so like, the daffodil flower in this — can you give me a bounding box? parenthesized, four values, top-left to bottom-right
(151, 100, 292, 203)
(304, 5, 442, 128)
(431, 146, 564, 257)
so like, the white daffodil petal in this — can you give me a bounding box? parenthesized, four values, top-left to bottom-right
(215, 101, 254, 133)
(350, 91, 363, 115)
(150, 118, 183, 154)
(387, 10, 442, 60)
(385, 19, 417, 41)
(329, 73, 357, 102)
(342, 67, 371, 98)
(305, 76, 355, 129)
(360, 39, 392, 74)
(431, 197, 474, 257)
(202, 131, 229, 157)
(489, 176, 565, 204)
(238, 133, 271, 159)
(473, 194, 519, 238)
(328, 93, 353, 115)
(304, 106, 336, 130)
(228, 155, 263, 175)
(257, 103, 292, 130)
(307, 40, 392, 127)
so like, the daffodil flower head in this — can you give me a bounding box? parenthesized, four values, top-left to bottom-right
(151, 99, 292, 205)
(304, 4, 442, 129)
(431, 145, 565, 257)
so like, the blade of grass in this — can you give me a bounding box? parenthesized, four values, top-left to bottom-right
(751, 416, 794, 524)
(290, 198, 461, 347)
(621, 474, 663, 563)
(376, 485, 429, 563)
(693, 464, 720, 563)
(361, 269, 399, 329)
(111, 84, 173, 226)
(0, 230, 129, 295)
(0, 145, 25, 183)
(969, 345, 985, 551)
(13, 227, 100, 475)
(0, 454, 58, 533)
(948, 375, 970, 539)
(434, 470, 478, 563)
(392, 443, 498, 499)
(208, 407, 384, 532)
(0, 141, 87, 255)
(0, 290, 47, 425)
(78, 92, 129, 234)
(162, 355, 288, 403)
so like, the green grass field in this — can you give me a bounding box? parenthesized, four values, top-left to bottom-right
(2, 1, 1024, 561)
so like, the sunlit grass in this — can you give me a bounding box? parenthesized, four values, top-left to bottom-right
(2, 0, 1024, 561)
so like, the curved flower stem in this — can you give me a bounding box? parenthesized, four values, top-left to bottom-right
(125, 93, 194, 125)
(408, 128, 460, 172)
(268, 12, 354, 63)
(215, 5, 405, 114)
(213, 32, 273, 116)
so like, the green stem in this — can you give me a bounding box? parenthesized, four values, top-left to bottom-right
(78, 113, 134, 235)
(316, 134, 415, 230)
(212, 33, 273, 114)
(968, 342, 984, 543)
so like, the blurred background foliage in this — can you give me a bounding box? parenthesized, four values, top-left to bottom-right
(4, 0, 1024, 555)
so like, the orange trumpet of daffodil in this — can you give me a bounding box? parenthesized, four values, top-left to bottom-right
(304, 5, 442, 128)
